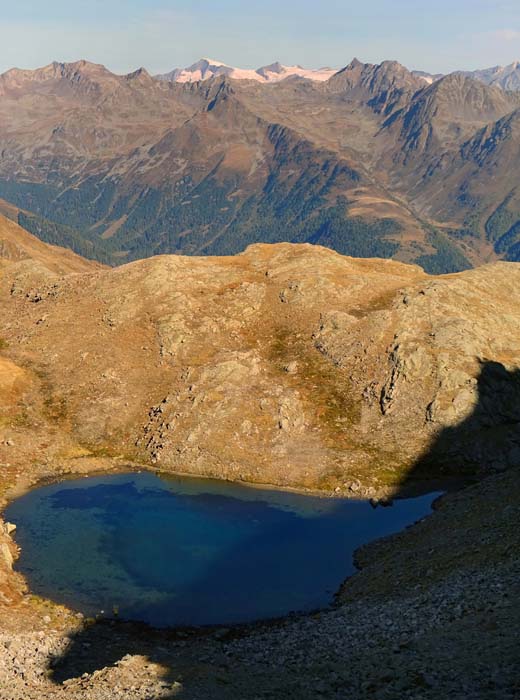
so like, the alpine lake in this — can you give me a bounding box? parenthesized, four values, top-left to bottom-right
(4, 472, 439, 627)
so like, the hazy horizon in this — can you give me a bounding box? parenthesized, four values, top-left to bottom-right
(1, 0, 520, 76)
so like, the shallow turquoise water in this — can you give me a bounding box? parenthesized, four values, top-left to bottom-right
(4, 472, 439, 627)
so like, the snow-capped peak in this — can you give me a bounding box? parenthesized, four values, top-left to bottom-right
(155, 58, 338, 84)
(198, 58, 230, 67)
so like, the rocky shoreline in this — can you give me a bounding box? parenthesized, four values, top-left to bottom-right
(0, 465, 518, 699)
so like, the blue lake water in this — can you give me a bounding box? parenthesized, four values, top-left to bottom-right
(4, 472, 439, 627)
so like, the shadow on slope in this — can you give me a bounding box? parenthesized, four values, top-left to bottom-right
(402, 360, 520, 487)
(46, 360, 520, 698)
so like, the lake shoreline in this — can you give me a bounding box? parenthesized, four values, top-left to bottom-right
(1, 455, 470, 510)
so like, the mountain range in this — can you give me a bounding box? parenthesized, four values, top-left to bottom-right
(158, 57, 520, 92)
(1, 56, 520, 271)
(458, 61, 520, 91)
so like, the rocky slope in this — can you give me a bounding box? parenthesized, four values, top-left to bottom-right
(0, 226, 519, 696)
(2, 227, 520, 496)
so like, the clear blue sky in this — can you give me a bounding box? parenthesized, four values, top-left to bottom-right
(1, 0, 519, 75)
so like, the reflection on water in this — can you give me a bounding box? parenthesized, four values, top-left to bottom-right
(5, 472, 439, 626)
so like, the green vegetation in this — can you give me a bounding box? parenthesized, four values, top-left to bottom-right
(484, 197, 520, 259)
(0, 169, 403, 266)
(445, 226, 480, 240)
(485, 196, 517, 242)
(0, 160, 472, 273)
(18, 212, 116, 265)
(504, 241, 520, 261)
(495, 222, 520, 255)
(415, 227, 472, 274)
